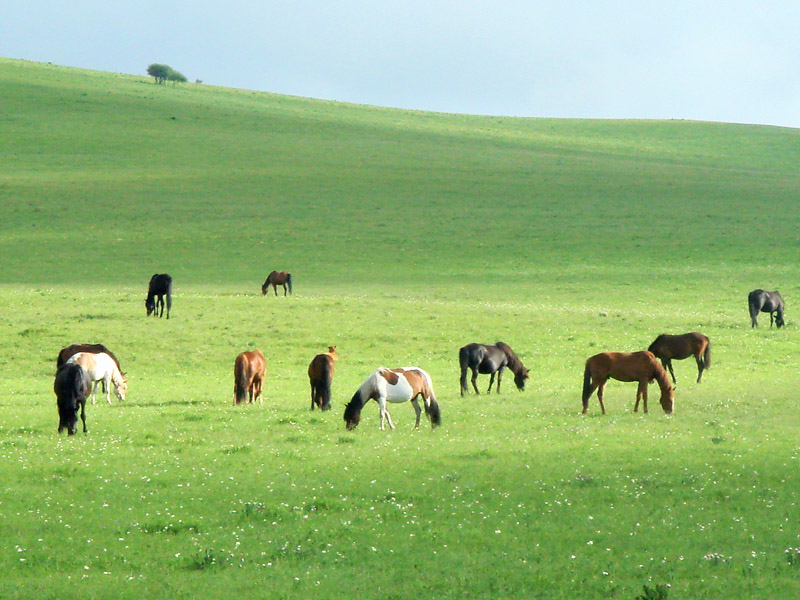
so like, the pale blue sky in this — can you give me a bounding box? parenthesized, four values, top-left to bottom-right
(3, 1, 799, 127)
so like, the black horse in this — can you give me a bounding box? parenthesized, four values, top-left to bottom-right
(146, 273, 172, 318)
(55, 363, 91, 435)
(748, 289, 785, 328)
(459, 342, 530, 396)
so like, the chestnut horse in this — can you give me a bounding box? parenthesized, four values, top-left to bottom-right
(308, 345, 338, 411)
(582, 351, 674, 415)
(261, 271, 292, 296)
(233, 350, 266, 405)
(344, 367, 441, 431)
(647, 332, 710, 385)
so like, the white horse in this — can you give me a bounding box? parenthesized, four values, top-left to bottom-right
(343, 367, 441, 430)
(66, 352, 127, 404)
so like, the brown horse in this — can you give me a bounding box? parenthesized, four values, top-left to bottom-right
(261, 271, 293, 296)
(233, 350, 266, 405)
(308, 345, 338, 411)
(647, 332, 710, 385)
(582, 351, 674, 415)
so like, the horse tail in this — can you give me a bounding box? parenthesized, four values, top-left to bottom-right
(234, 355, 248, 405)
(287, 273, 293, 295)
(582, 361, 593, 411)
(320, 357, 332, 410)
(165, 276, 172, 318)
(748, 291, 760, 327)
(458, 346, 470, 394)
(703, 339, 711, 370)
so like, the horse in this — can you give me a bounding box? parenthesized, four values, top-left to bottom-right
(582, 351, 674, 415)
(647, 332, 711, 385)
(66, 352, 128, 404)
(57, 343, 121, 394)
(748, 289, 785, 328)
(261, 271, 292, 296)
(54, 363, 91, 435)
(459, 341, 530, 396)
(308, 345, 337, 411)
(344, 367, 441, 431)
(146, 273, 172, 318)
(233, 350, 266, 405)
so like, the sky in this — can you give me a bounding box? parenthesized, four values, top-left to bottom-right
(3, 1, 800, 128)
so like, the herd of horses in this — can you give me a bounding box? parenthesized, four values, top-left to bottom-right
(53, 280, 786, 435)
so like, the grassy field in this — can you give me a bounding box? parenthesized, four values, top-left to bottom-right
(1, 57, 800, 599)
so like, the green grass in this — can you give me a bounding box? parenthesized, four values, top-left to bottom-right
(1, 57, 800, 599)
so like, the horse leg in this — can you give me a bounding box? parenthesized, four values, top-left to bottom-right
(460, 367, 468, 396)
(273, 284, 278, 296)
(665, 359, 677, 387)
(80, 401, 87, 434)
(283, 284, 288, 296)
(471, 368, 480, 394)
(310, 384, 316, 410)
(487, 372, 496, 393)
(770, 311, 775, 328)
(411, 398, 422, 428)
(695, 354, 704, 383)
(635, 381, 648, 413)
(597, 381, 606, 414)
(496, 367, 504, 393)
(105, 375, 113, 403)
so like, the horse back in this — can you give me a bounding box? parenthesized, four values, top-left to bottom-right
(308, 352, 334, 382)
(588, 351, 659, 382)
(57, 344, 120, 369)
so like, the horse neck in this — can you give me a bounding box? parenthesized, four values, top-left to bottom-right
(653, 364, 672, 393)
(505, 353, 524, 375)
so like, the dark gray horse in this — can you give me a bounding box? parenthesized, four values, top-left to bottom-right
(55, 363, 91, 435)
(459, 342, 530, 396)
(748, 289, 785, 328)
(146, 273, 172, 318)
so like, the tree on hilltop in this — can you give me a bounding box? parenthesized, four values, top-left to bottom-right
(167, 70, 187, 85)
(146, 63, 171, 84)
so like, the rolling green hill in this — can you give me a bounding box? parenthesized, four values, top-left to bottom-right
(3, 57, 799, 289)
(2, 57, 800, 600)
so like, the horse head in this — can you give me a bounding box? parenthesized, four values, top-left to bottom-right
(261, 282, 269, 295)
(776, 313, 786, 328)
(145, 297, 155, 316)
(514, 368, 530, 391)
(343, 392, 362, 430)
(57, 400, 79, 435)
(659, 386, 675, 414)
(114, 376, 128, 401)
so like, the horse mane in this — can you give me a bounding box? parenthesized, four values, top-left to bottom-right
(494, 341, 525, 373)
(652, 359, 672, 392)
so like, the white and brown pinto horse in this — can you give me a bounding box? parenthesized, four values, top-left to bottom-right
(344, 367, 441, 431)
(66, 352, 127, 404)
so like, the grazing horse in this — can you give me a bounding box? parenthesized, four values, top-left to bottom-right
(459, 342, 530, 396)
(261, 271, 292, 296)
(748, 289, 785, 328)
(57, 343, 121, 394)
(308, 345, 338, 411)
(54, 363, 91, 435)
(647, 332, 711, 385)
(582, 351, 674, 415)
(66, 353, 128, 404)
(146, 273, 172, 318)
(233, 350, 266, 405)
(344, 367, 441, 431)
